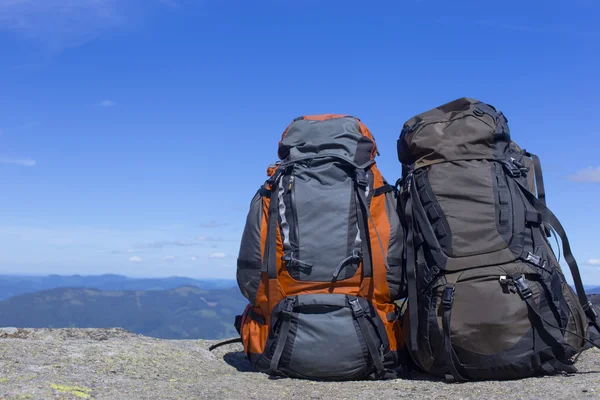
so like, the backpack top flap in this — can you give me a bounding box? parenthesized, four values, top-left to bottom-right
(278, 114, 377, 168)
(397, 97, 510, 168)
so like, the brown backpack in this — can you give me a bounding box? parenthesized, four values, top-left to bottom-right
(397, 97, 600, 381)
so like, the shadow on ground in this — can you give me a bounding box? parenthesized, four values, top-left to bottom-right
(221, 350, 441, 382)
(223, 351, 256, 373)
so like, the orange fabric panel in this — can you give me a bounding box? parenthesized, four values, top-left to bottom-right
(356, 120, 378, 160)
(264, 223, 286, 311)
(373, 301, 404, 352)
(301, 114, 349, 121)
(277, 267, 363, 297)
(241, 305, 269, 355)
(368, 166, 392, 303)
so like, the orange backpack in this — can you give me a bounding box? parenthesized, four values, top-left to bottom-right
(234, 114, 406, 380)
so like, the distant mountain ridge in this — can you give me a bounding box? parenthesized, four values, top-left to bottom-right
(0, 274, 237, 301)
(0, 285, 247, 340)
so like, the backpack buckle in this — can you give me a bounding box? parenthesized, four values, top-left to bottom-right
(583, 301, 598, 320)
(355, 170, 368, 188)
(513, 275, 532, 299)
(280, 297, 296, 320)
(525, 252, 544, 267)
(442, 285, 455, 310)
(349, 299, 365, 318)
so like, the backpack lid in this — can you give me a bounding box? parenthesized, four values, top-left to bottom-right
(397, 97, 510, 168)
(278, 114, 378, 168)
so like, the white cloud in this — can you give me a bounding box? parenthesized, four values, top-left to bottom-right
(0, 156, 36, 166)
(163, 255, 176, 263)
(129, 256, 142, 263)
(587, 258, 600, 266)
(98, 100, 116, 108)
(190, 256, 197, 261)
(568, 167, 600, 183)
(209, 252, 226, 259)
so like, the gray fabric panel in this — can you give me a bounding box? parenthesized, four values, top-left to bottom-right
(294, 159, 354, 281)
(279, 117, 374, 168)
(295, 293, 349, 308)
(384, 190, 404, 300)
(428, 160, 508, 258)
(287, 305, 369, 379)
(236, 189, 264, 304)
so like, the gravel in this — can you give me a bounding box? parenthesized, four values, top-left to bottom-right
(1, 327, 599, 400)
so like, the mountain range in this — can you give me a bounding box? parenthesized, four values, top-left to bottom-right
(0, 274, 598, 341)
(0, 274, 236, 301)
(0, 284, 247, 340)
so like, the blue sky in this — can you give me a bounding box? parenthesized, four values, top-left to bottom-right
(0, 0, 599, 283)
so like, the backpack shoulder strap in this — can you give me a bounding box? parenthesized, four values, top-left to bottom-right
(514, 179, 599, 326)
(523, 151, 546, 205)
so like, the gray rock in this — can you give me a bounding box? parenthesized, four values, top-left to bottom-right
(0, 327, 18, 335)
(0, 328, 599, 399)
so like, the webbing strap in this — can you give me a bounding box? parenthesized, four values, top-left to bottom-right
(515, 180, 598, 327)
(404, 175, 419, 352)
(373, 183, 395, 197)
(441, 285, 467, 382)
(525, 151, 546, 205)
(350, 299, 386, 377)
(269, 298, 295, 373)
(518, 283, 600, 352)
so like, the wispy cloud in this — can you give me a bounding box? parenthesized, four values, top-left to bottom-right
(129, 256, 142, 263)
(0, 156, 36, 167)
(163, 255, 176, 263)
(587, 259, 600, 266)
(568, 167, 600, 183)
(209, 252, 226, 259)
(190, 256, 197, 261)
(98, 99, 116, 108)
(0, 0, 175, 52)
(110, 234, 231, 254)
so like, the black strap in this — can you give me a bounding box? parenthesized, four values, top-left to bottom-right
(349, 299, 386, 378)
(269, 298, 295, 373)
(524, 151, 546, 206)
(514, 276, 600, 352)
(248, 308, 266, 325)
(259, 185, 272, 198)
(208, 338, 242, 351)
(373, 183, 395, 197)
(404, 175, 419, 352)
(515, 179, 599, 328)
(441, 284, 467, 382)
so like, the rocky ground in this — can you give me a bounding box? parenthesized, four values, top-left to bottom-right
(0, 327, 599, 400)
